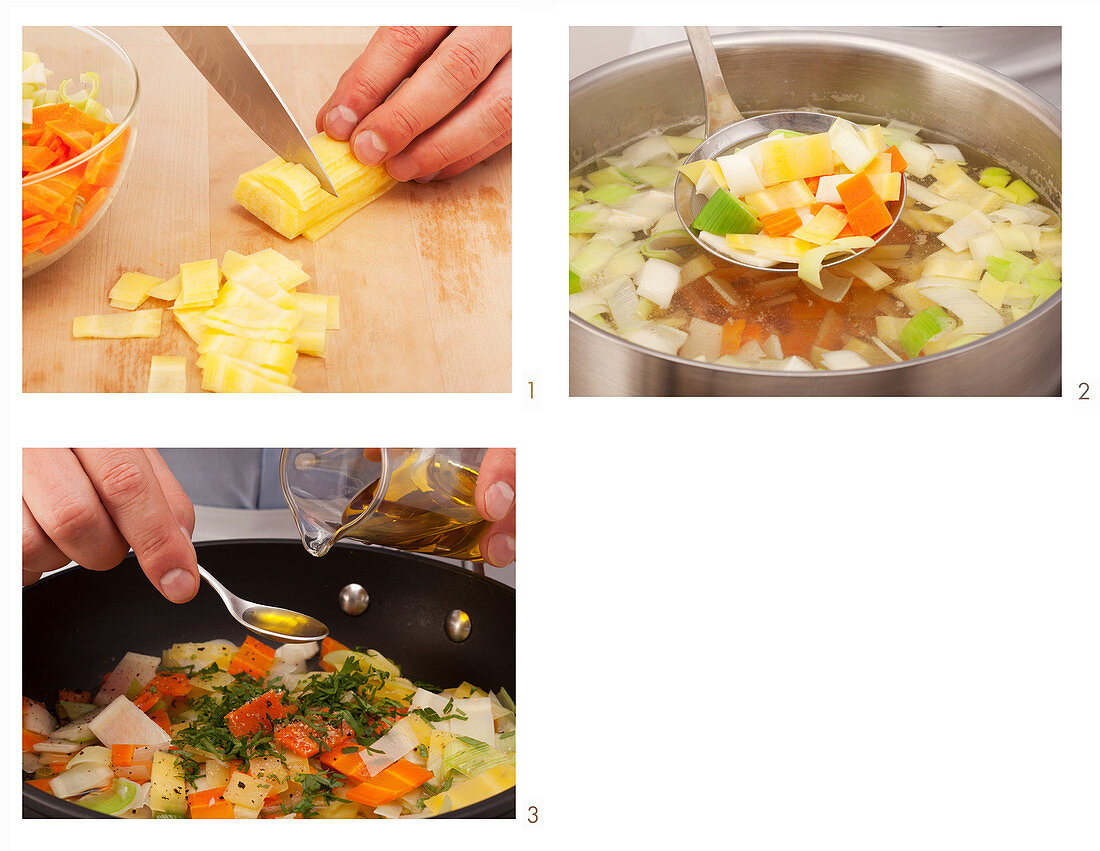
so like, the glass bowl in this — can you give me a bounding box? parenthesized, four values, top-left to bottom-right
(22, 27, 139, 278)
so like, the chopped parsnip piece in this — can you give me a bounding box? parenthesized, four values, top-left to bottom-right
(109, 272, 164, 310)
(249, 248, 310, 290)
(147, 274, 182, 301)
(233, 133, 397, 240)
(200, 354, 301, 393)
(147, 355, 187, 392)
(73, 309, 162, 339)
(179, 259, 220, 307)
(198, 332, 298, 374)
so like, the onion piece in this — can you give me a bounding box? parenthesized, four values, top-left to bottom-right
(937, 209, 993, 253)
(48, 763, 115, 799)
(926, 142, 965, 162)
(819, 350, 871, 371)
(635, 257, 684, 309)
(621, 322, 689, 355)
(679, 317, 722, 361)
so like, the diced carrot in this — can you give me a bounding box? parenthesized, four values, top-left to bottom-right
(836, 172, 877, 210)
(26, 778, 54, 793)
(758, 209, 802, 238)
(149, 709, 171, 734)
(885, 145, 908, 172)
(224, 690, 289, 737)
(59, 688, 92, 703)
(45, 120, 95, 154)
(23, 145, 59, 174)
(720, 318, 746, 355)
(23, 729, 48, 751)
(344, 759, 434, 808)
(111, 744, 136, 767)
(804, 176, 820, 194)
(789, 298, 829, 322)
(319, 741, 371, 783)
(61, 107, 111, 135)
(777, 331, 814, 359)
(228, 635, 277, 678)
(85, 128, 129, 186)
(187, 784, 228, 809)
(740, 323, 766, 345)
(22, 182, 69, 217)
(190, 799, 236, 819)
(30, 103, 74, 127)
(846, 197, 893, 237)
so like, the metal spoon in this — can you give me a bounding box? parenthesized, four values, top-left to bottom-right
(676, 26, 905, 270)
(197, 564, 328, 643)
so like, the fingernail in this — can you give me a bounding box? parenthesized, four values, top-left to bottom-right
(484, 481, 515, 521)
(160, 568, 198, 603)
(413, 172, 439, 184)
(486, 533, 515, 567)
(353, 130, 387, 165)
(385, 155, 419, 182)
(324, 105, 358, 140)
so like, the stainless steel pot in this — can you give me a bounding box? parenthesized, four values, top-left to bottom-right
(569, 31, 1061, 396)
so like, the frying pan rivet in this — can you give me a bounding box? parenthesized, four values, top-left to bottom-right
(445, 609, 471, 642)
(339, 583, 369, 616)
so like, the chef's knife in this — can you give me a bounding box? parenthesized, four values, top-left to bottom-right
(164, 25, 337, 196)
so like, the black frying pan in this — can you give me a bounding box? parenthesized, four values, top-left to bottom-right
(23, 539, 516, 819)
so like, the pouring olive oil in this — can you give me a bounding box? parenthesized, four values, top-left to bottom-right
(282, 448, 489, 561)
(338, 453, 487, 560)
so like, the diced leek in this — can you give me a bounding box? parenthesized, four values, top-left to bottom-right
(1006, 179, 1038, 205)
(584, 184, 635, 205)
(690, 189, 760, 236)
(899, 306, 952, 357)
(586, 165, 632, 186)
(665, 134, 702, 154)
(979, 167, 1012, 189)
(568, 209, 599, 234)
(622, 165, 676, 188)
(569, 239, 618, 281)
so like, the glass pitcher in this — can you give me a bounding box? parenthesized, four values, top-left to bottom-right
(280, 448, 489, 560)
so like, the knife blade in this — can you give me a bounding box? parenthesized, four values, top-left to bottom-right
(165, 25, 337, 196)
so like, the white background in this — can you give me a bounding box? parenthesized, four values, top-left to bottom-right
(7, 3, 1098, 849)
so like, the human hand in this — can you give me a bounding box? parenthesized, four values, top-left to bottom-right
(23, 449, 199, 603)
(474, 448, 515, 567)
(316, 26, 511, 183)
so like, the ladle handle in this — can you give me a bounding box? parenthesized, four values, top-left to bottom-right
(684, 26, 743, 137)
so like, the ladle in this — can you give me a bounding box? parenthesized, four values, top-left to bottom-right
(197, 564, 328, 644)
(676, 26, 905, 271)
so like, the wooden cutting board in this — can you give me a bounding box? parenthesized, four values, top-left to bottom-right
(22, 26, 511, 393)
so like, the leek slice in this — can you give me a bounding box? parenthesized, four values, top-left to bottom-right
(77, 778, 141, 815)
(441, 738, 512, 780)
(797, 237, 874, 288)
(642, 230, 692, 263)
(899, 307, 952, 357)
(584, 184, 635, 205)
(568, 209, 599, 234)
(690, 189, 760, 236)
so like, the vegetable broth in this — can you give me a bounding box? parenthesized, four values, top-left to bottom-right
(569, 114, 1062, 370)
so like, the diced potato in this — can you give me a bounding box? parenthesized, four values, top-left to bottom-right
(150, 751, 187, 815)
(223, 771, 273, 809)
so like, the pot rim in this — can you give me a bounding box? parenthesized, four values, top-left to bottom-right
(569, 28, 1062, 380)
